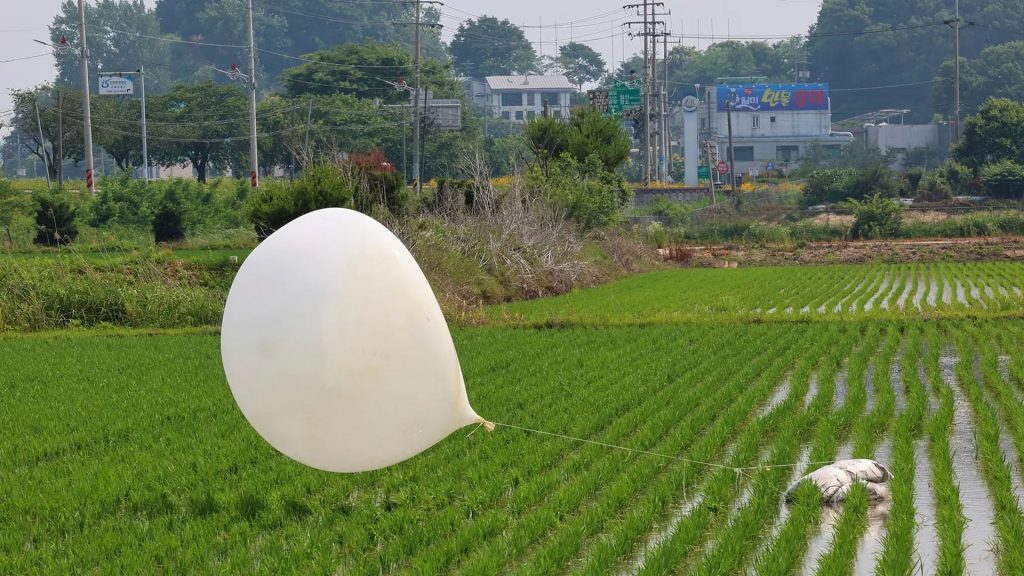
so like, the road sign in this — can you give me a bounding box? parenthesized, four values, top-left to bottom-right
(588, 90, 609, 113)
(748, 167, 760, 177)
(698, 165, 710, 179)
(608, 86, 641, 114)
(766, 162, 775, 170)
(717, 161, 729, 175)
(98, 72, 135, 95)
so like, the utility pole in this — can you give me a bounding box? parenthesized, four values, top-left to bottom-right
(661, 31, 670, 182)
(944, 1, 974, 146)
(398, 0, 442, 193)
(727, 100, 736, 190)
(246, 0, 259, 187)
(57, 89, 64, 186)
(413, 0, 421, 192)
(953, 0, 960, 145)
(625, 1, 665, 184)
(77, 0, 95, 193)
(139, 66, 148, 181)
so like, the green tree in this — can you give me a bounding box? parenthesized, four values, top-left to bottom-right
(450, 16, 537, 78)
(7, 87, 84, 184)
(280, 41, 459, 103)
(149, 82, 248, 183)
(50, 0, 173, 92)
(565, 107, 631, 172)
(557, 42, 606, 91)
(954, 97, 1024, 171)
(980, 160, 1024, 199)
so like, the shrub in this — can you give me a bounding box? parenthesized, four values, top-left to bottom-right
(801, 168, 856, 206)
(898, 167, 925, 198)
(980, 160, 1024, 199)
(939, 160, 973, 195)
(248, 164, 355, 240)
(33, 191, 79, 246)
(844, 164, 898, 201)
(848, 194, 903, 240)
(916, 172, 953, 202)
(152, 188, 187, 243)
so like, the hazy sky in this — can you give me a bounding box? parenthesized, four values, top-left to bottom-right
(1, 0, 822, 135)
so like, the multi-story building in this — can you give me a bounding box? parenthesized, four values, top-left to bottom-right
(696, 83, 854, 176)
(464, 75, 574, 123)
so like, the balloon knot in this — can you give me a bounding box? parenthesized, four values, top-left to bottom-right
(481, 419, 496, 432)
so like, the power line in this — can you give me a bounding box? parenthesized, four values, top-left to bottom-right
(0, 53, 52, 64)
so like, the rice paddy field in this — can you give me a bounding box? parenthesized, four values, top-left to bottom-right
(3, 262, 1024, 575)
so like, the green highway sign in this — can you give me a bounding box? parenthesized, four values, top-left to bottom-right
(698, 165, 710, 179)
(608, 86, 641, 114)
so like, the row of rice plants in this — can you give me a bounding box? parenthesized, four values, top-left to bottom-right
(747, 323, 857, 576)
(344, 327, 710, 574)
(490, 263, 1024, 326)
(814, 328, 901, 575)
(0, 329, 654, 572)
(688, 323, 859, 575)
(392, 326, 778, 575)
(919, 324, 968, 576)
(632, 325, 874, 575)
(874, 326, 928, 575)
(569, 325, 854, 576)
(952, 327, 1024, 574)
(489, 327, 813, 575)
(753, 323, 882, 575)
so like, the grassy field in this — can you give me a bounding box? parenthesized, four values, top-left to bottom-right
(3, 265, 1024, 574)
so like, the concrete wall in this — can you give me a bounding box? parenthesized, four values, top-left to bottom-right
(864, 124, 941, 153)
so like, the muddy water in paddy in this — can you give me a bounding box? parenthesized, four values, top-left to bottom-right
(760, 377, 792, 417)
(745, 445, 813, 576)
(943, 354, 998, 574)
(805, 374, 820, 408)
(925, 274, 938, 307)
(800, 504, 843, 576)
(895, 274, 914, 310)
(955, 280, 969, 306)
(851, 439, 893, 575)
(863, 275, 890, 312)
(941, 277, 953, 305)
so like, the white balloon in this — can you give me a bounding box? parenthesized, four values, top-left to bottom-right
(221, 208, 486, 473)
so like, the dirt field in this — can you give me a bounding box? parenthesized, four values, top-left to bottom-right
(662, 236, 1024, 267)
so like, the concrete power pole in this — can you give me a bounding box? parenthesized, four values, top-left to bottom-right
(413, 0, 421, 193)
(624, 1, 665, 184)
(246, 0, 259, 187)
(77, 0, 95, 193)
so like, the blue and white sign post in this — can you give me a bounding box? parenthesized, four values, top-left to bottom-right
(98, 69, 148, 181)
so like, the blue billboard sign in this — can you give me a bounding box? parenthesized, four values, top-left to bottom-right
(717, 84, 829, 112)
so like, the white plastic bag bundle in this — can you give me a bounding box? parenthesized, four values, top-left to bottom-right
(785, 458, 894, 503)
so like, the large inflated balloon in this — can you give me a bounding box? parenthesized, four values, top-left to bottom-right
(221, 208, 487, 473)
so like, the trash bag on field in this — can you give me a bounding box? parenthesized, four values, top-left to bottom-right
(785, 459, 893, 504)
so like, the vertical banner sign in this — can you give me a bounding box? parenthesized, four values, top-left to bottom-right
(717, 84, 828, 111)
(588, 90, 609, 113)
(98, 72, 135, 95)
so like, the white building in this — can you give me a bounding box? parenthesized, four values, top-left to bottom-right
(698, 83, 854, 176)
(473, 75, 574, 123)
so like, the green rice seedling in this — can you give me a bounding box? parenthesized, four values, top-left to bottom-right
(812, 482, 870, 576)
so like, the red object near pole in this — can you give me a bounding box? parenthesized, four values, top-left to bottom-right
(86, 169, 94, 190)
(250, 170, 258, 188)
